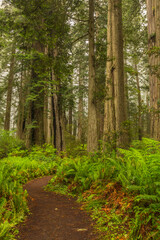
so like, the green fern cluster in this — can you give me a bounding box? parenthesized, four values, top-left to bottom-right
(50, 155, 114, 193)
(48, 138, 160, 239)
(108, 138, 160, 239)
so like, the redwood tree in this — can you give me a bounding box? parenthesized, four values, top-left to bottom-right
(146, 0, 160, 140)
(104, 0, 129, 148)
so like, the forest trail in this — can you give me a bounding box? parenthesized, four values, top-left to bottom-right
(17, 176, 98, 240)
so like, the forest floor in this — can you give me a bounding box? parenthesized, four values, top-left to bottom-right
(17, 176, 99, 240)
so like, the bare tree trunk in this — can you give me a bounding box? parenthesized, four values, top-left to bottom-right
(103, 0, 116, 146)
(135, 64, 142, 140)
(25, 41, 45, 147)
(147, 0, 160, 139)
(87, 0, 98, 152)
(51, 49, 65, 152)
(104, 0, 129, 148)
(112, 0, 129, 147)
(4, 45, 15, 131)
(68, 82, 73, 135)
(95, 8, 104, 142)
(69, 107, 72, 135)
(146, 91, 150, 136)
(78, 66, 84, 142)
(17, 69, 26, 139)
(44, 89, 49, 142)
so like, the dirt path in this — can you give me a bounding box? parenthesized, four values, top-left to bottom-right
(17, 176, 98, 240)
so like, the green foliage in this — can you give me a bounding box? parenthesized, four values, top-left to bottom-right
(47, 138, 160, 239)
(47, 155, 114, 194)
(0, 151, 57, 239)
(0, 129, 25, 159)
(28, 144, 57, 162)
(107, 138, 160, 239)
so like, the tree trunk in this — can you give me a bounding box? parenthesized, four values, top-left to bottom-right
(147, 0, 160, 139)
(104, 0, 129, 148)
(4, 45, 15, 131)
(87, 0, 98, 152)
(135, 64, 142, 140)
(17, 69, 27, 139)
(25, 41, 45, 147)
(103, 0, 116, 146)
(112, 0, 128, 147)
(68, 81, 73, 135)
(78, 66, 84, 142)
(51, 48, 65, 152)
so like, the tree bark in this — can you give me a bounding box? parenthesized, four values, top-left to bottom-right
(68, 81, 73, 135)
(25, 41, 45, 147)
(78, 66, 84, 142)
(51, 48, 65, 152)
(4, 45, 15, 131)
(17, 69, 27, 139)
(87, 0, 98, 152)
(147, 0, 160, 139)
(103, 0, 116, 146)
(104, 0, 129, 148)
(135, 64, 142, 140)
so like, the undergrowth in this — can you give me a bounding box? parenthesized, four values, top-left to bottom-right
(1, 135, 160, 239)
(0, 144, 57, 240)
(47, 138, 160, 240)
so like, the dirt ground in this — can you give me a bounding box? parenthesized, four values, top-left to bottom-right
(17, 176, 99, 240)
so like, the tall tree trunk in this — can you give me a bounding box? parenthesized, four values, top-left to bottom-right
(112, 0, 128, 147)
(87, 0, 98, 152)
(135, 64, 142, 140)
(4, 45, 15, 131)
(104, 0, 129, 148)
(103, 0, 116, 146)
(43, 47, 52, 144)
(68, 81, 73, 135)
(25, 41, 45, 147)
(95, 8, 104, 142)
(146, 91, 150, 136)
(44, 90, 50, 143)
(51, 49, 65, 152)
(78, 66, 84, 142)
(17, 69, 27, 139)
(147, 0, 160, 139)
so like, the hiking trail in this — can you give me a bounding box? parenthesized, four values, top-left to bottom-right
(17, 176, 98, 240)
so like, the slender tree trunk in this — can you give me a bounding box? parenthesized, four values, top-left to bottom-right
(135, 64, 142, 140)
(146, 91, 150, 136)
(73, 117, 77, 137)
(4, 45, 15, 131)
(78, 66, 84, 142)
(17, 69, 26, 139)
(69, 107, 72, 135)
(95, 8, 104, 141)
(51, 49, 65, 152)
(68, 81, 73, 135)
(44, 89, 49, 142)
(87, 0, 98, 152)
